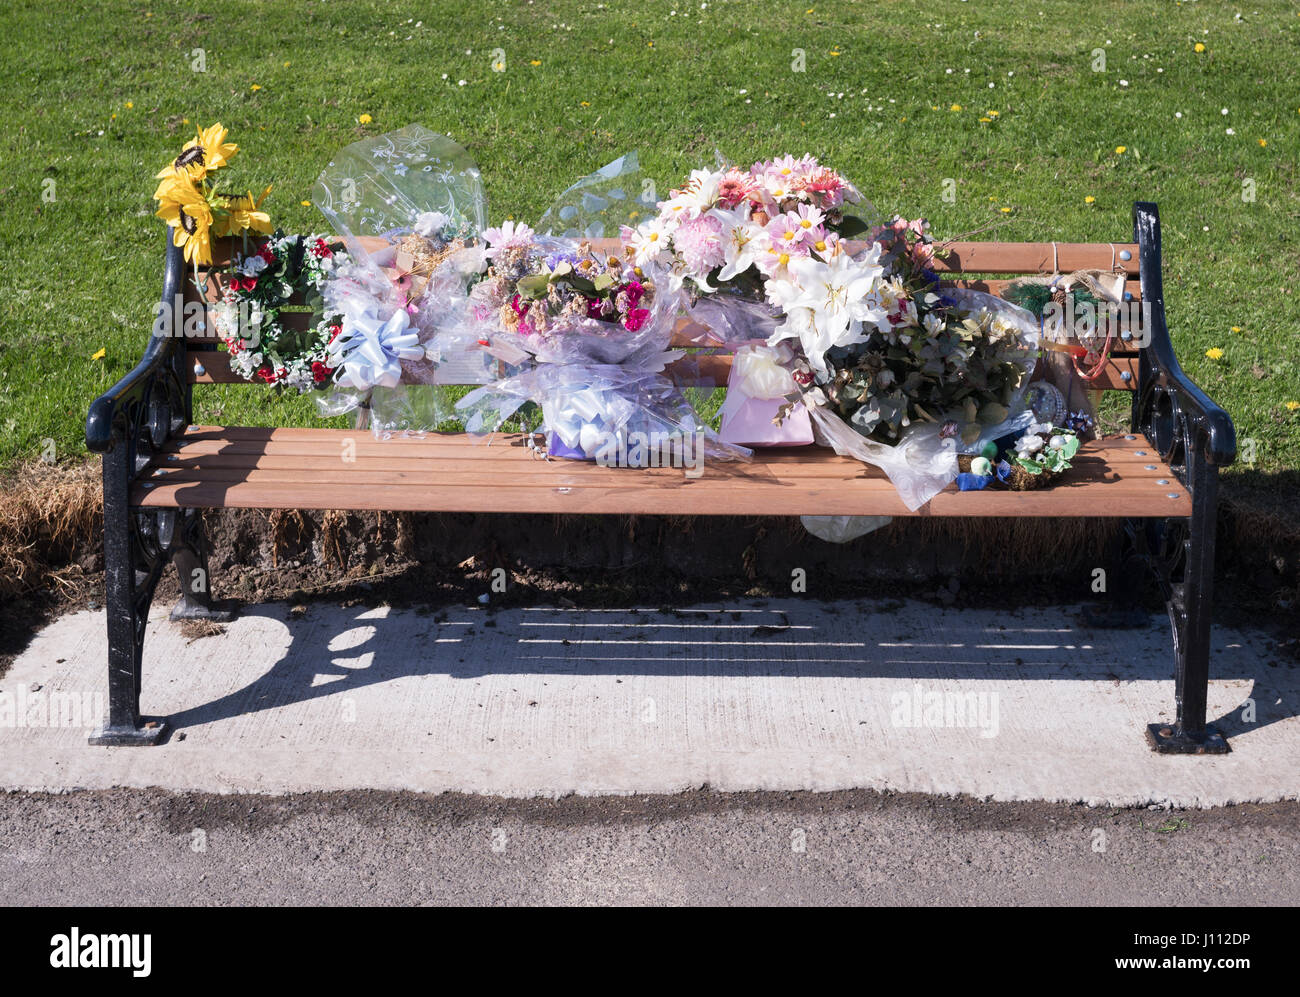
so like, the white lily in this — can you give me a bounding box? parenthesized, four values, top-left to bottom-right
(787, 249, 886, 363)
(713, 207, 771, 282)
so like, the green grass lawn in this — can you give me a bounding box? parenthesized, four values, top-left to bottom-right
(2, 0, 1298, 499)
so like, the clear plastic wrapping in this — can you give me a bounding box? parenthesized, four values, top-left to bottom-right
(456, 361, 750, 465)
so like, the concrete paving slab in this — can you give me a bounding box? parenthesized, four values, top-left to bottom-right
(0, 599, 1294, 806)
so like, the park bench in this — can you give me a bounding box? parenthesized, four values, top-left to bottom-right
(85, 202, 1236, 753)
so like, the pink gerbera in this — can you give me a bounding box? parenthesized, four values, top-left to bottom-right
(765, 212, 809, 255)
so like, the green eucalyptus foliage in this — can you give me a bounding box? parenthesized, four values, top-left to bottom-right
(824, 300, 1032, 445)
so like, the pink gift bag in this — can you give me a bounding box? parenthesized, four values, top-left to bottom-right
(718, 345, 815, 447)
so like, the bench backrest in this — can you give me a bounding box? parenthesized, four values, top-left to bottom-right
(182, 236, 1142, 395)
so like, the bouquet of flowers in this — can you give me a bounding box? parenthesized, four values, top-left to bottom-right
(622, 155, 873, 342)
(812, 221, 1036, 448)
(620, 154, 874, 447)
(462, 222, 671, 367)
(449, 224, 745, 463)
(311, 127, 743, 466)
(766, 219, 1040, 508)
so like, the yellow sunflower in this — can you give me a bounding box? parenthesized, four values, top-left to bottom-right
(154, 175, 214, 264)
(215, 184, 274, 238)
(155, 123, 239, 182)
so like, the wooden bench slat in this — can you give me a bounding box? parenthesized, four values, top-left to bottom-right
(183, 347, 1141, 391)
(575, 238, 1143, 276)
(132, 477, 1190, 518)
(135, 428, 1189, 517)
(201, 235, 1141, 276)
(144, 451, 1175, 485)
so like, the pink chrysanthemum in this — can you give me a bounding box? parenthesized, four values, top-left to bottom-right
(674, 214, 726, 273)
(798, 167, 847, 207)
(716, 168, 757, 208)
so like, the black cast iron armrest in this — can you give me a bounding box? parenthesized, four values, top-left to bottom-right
(85, 234, 190, 461)
(1131, 202, 1237, 472)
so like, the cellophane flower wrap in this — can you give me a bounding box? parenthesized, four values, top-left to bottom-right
(312, 130, 742, 464)
(311, 126, 497, 431)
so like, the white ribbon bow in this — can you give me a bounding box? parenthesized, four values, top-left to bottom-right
(327, 298, 424, 390)
(719, 343, 800, 424)
(549, 384, 626, 453)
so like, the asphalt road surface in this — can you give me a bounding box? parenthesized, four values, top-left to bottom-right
(3, 789, 1297, 905)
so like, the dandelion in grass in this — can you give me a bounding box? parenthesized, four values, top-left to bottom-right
(1205, 347, 1225, 360)
(359, 114, 373, 124)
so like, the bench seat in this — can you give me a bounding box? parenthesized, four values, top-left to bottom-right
(135, 426, 1192, 518)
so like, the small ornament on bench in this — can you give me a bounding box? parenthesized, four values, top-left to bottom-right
(1006, 424, 1081, 490)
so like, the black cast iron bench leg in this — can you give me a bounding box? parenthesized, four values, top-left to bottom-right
(1146, 454, 1228, 753)
(88, 491, 234, 746)
(1130, 201, 1235, 755)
